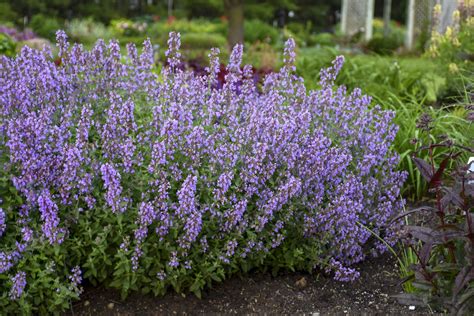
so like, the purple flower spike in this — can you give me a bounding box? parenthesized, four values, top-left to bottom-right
(9, 271, 26, 300)
(0, 208, 6, 237)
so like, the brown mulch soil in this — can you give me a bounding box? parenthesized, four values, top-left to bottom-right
(66, 254, 432, 315)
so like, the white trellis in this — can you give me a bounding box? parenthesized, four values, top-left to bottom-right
(405, 0, 455, 49)
(341, 0, 375, 41)
(436, 0, 459, 33)
(406, 0, 431, 49)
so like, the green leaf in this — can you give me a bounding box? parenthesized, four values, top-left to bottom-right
(210, 273, 221, 282)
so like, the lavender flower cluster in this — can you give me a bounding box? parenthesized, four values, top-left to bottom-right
(0, 25, 37, 42)
(0, 30, 405, 303)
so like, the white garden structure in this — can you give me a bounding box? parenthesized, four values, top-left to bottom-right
(340, 0, 460, 49)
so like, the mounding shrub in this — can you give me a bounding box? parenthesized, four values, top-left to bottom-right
(0, 33, 16, 57)
(67, 18, 112, 44)
(180, 32, 226, 50)
(0, 31, 406, 313)
(29, 14, 61, 41)
(244, 19, 280, 45)
(366, 34, 401, 55)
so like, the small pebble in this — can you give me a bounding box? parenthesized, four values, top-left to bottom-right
(83, 300, 90, 307)
(409, 305, 416, 311)
(295, 277, 307, 289)
(107, 302, 114, 310)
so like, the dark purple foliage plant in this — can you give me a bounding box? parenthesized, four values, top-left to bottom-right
(0, 31, 405, 313)
(394, 112, 474, 314)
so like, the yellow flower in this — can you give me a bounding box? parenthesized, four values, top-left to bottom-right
(430, 30, 441, 43)
(445, 26, 453, 38)
(449, 63, 459, 73)
(428, 45, 439, 58)
(373, 19, 383, 28)
(467, 17, 474, 27)
(452, 10, 460, 20)
(433, 4, 442, 15)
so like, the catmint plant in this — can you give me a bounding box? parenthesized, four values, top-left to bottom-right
(0, 30, 406, 312)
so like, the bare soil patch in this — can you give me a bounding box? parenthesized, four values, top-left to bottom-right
(67, 254, 432, 315)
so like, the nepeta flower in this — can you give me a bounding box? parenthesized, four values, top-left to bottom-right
(100, 163, 125, 213)
(214, 171, 234, 204)
(21, 227, 33, 243)
(166, 32, 181, 70)
(0, 208, 6, 237)
(326, 258, 360, 282)
(9, 271, 26, 300)
(168, 251, 179, 268)
(0, 31, 406, 283)
(38, 190, 64, 244)
(0, 252, 14, 273)
(68, 266, 83, 294)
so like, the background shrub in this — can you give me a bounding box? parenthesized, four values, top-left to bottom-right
(180, 32, 227, 50)
(0, 3, 18, 24)
(244, 19, 280, 45)
(0, 34, 16, 57)
(67, 18, 112, 44)
(29, 14, 61, 41)
(366, 34, 401, 55)
(307, 32, 336, 47)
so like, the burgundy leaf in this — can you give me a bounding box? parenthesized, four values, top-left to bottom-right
(456, 288, 474, 311)
(393, 293, 427, 306)
(412, 157, 433, 183)
(432, 262, 458, 273)
(465, 213, 474, 235)
(441, 186, 464, 209)
(406, 225, 435, 243)
(466, 183, 474, 197)
(453, 266, 474, 297)
(412, 280, 434, 291)
(433, 230, 466, 243)
(437, 223, 463, 230)
(397, 274, 415, 287)
(429, 155, 452, 188)
(414, 269, 427, 281)
(419, 241, 433, 265)
(389, 206, 438, 224)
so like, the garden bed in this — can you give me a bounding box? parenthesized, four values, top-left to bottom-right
(68, 254, 429, 315)
(3, 27, 472, 314)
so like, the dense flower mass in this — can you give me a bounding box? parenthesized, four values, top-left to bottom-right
(0, 31, 406, 312)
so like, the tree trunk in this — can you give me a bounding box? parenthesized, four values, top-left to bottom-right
(224, 0, 244, 50)
(383, 0, 392, 37)
(168, 0, 173, 17)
